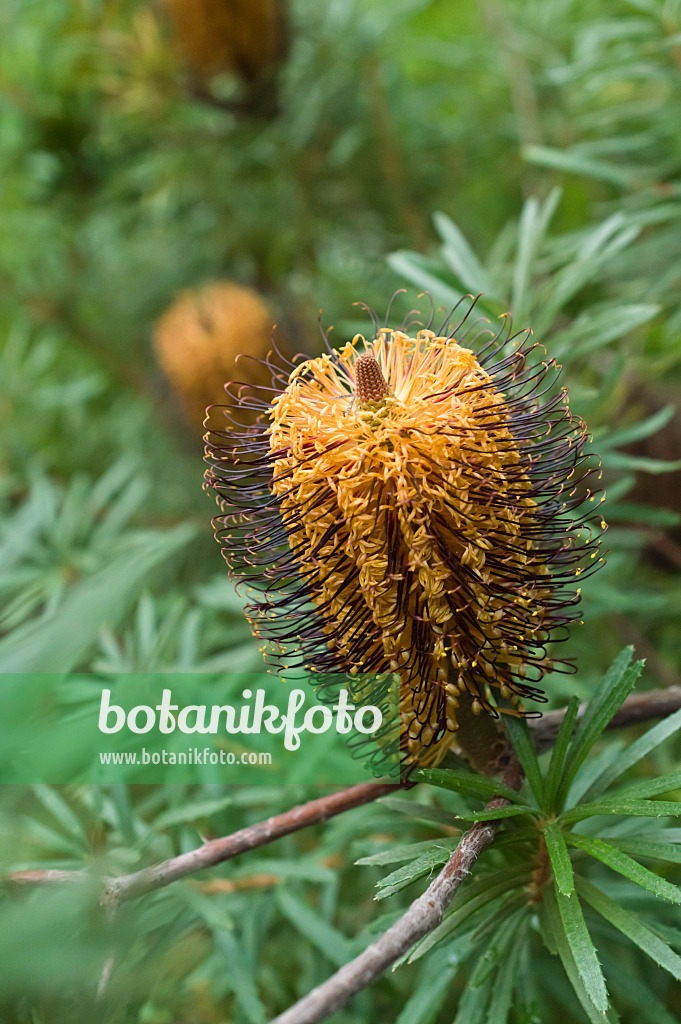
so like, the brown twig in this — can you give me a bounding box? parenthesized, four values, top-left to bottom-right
(102, 780, 398, 906)
(7, 685, 681, 897)
(269, 758, 524, 1024)
(5, 783, 397, 898)
(7, 869, 88, 886)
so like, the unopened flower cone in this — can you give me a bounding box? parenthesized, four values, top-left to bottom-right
(154, 282, 281, 429)
(205, 300, 605, 768)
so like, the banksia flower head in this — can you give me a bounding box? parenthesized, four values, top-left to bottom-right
(153, 282, 280, 428)
(205, 298, 605, 768)
(162, 0, 289, 115)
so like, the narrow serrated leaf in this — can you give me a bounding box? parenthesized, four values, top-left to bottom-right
(375, 846, 456, 900)
(541, 889, 616, 1024)
(607, 837, 681, 865)
(486, 915, 528, 1024)
(396, 949, 461, 1024)
(153, 795, 234, 829)
(449, 805, 535, 822)
(387, 251, 466, 310)
(523, 144, 637, 188)
(544, 696, 580, 812)
(566, 741, 628, 808)
(357, 838, 459, 868)
(567, 834, 681, 904)
(433, 212, 498, 299)
(601, 405, 676, 450)
(215, 930, 265, 1024)
(31, 784, 88, 845)
(556, 649, 642, 806)
(452, 970, 494, 1024)
(408, 865, 532, 963)
(0, 525, 195, 672)
(554, 886, 609, 1013)
(512, 189, 561, 323)
(600, 950, 680, 1024)
(617, 769, 681, 801)
(577, 876, 681, 981)
(544, 823, 576, 896)
(561, 798, 681, 823)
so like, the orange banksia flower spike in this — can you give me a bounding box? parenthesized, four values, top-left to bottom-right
(204, 297, 605, 768)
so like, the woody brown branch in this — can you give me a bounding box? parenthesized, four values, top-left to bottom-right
(103, 780, 398, 905)
(6, 685, 681, 900)
(269, 757, 524, 1024)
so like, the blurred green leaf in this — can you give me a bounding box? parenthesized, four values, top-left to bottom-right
(0, 524, 195, 672)
(276, 887, 351, 967)
(417, 767, 528, 805)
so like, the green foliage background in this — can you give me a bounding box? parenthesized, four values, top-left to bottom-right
(1, 0, 681, 1021)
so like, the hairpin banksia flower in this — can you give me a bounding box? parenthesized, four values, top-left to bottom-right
(154, 282, 282, 429)
(161, 0, 289, 116)
(204, 299, 605, 768)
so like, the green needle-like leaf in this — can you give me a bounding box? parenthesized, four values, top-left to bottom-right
(544, 822, 576, 896)
(485, 915, 528, 1024)
(577, 877, 681, 981)
(555, 649, 643, 807)
(396, 947, 462, 1024)
(542, 888, 615, 1022)
(567, 833, 681, 903)
(503, 715, 544, 805)
(0, 525, 196, 673)
(215, 930, 266, 1024)
(607, 837, 681, 865)
(582, 709, 681, 801)
(451, 913, 526, 1024)
(407, 865, 532, 963)
(276, 888, 351, 967)
(554, 887, 609, 1013)
(600, 951, 681, 1024)
(544, 696, 580, 812)
(451, 970, 494, 1024)
(375, 845, 458, 900)
(448, 805, 536, 822)
(433, 211, 499, 299)
(616, 769, 681, 801)
(561, 798, 681, 824)
(357, 838, 460, 868)
(543, 825, 610, 1012)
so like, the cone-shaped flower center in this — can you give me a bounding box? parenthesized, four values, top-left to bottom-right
(355, 352, 392, 403)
